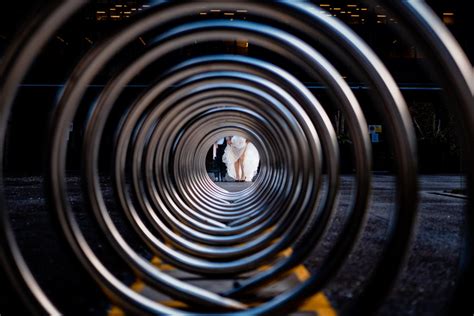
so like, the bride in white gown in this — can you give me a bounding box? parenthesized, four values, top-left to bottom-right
(222, 136, 260, 182)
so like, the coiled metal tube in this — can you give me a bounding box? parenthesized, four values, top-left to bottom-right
(0, 1, 472, 315)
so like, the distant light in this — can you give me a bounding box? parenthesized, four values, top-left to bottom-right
(320, 4, 330, 7)
(131, 8, 137, 11)
(115, 4, 122, 7)
(236, 9, 247, 13)
(124, 11, 131, 14)
(333, 8, 341, 11)
(351, 14, 360, 17)
(142, 5, 150, 8)
(110, 15, 121, 18)
(210, 9, 221, 12)
(347, 4, 357, 7)
(199, 12, 207, 15)
(377, 14, 387, 17)
(361, 8, 368, 11)
(96, 11, 106, 14)
(224, 12, 234, 16)
(442, 12, 455, 24)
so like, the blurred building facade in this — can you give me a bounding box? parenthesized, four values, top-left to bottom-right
(0, 0, 470, 174)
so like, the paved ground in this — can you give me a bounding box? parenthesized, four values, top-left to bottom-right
(215, 180, 254, 192)
(218, 175, 467, 315)
(0, 174, 467, 315)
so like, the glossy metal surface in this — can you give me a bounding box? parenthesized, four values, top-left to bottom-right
(0, 1, 472, 315)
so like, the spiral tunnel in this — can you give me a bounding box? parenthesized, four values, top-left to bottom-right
(0, 1, 473, 315)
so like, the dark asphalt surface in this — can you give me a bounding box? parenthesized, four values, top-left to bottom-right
(302, 175, 466, 315)
(0, 175, 467, 315)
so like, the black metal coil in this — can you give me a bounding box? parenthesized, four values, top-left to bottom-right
(0, 1, 472, 315)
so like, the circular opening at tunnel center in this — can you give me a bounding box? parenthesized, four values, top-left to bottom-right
(206, 135, 260, 190)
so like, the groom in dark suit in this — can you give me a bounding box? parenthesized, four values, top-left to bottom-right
(213, 137, 228, 182)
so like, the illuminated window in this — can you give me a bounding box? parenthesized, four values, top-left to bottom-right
(95, 10, 108, 21)
(377, 14, 387, 24)
(442, 12, 455, 25)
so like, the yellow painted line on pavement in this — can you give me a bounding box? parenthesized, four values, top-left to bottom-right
(257, 247, 293, 271)
(109, 248, 337, 316)
(160, 300, 188, 308)
(294, 264, 311, 281)
(299, 293, 337, 316)
(107, 306, 125, 316)
(150, 256, 175, 271)
(293, 264, 337, 316)
(131, 280, 145, 292)
(285, 247, 337, 316)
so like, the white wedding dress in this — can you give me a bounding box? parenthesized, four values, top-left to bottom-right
(222, 136, 260, 181)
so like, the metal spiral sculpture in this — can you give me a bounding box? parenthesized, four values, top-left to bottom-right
(0, 1, 472, 315)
